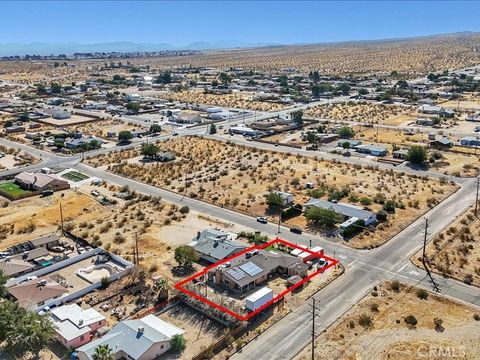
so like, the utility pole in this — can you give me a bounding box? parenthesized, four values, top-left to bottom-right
(59, 203, 64, 235)
(135, 232, 139, 267)
(311, 298, 316, 360)
(277, 214, 281, 234)
(422, 218, 428, 264)
(476, 177, 480, 216)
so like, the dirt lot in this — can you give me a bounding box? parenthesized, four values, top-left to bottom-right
(412, 205, 480, 287)
(305, 102, 417, 125)
(0, 144, 38, 170)
(167, 89, 288, 112)
(63, 118, 148, 139)
(86, 136, 457, 249)
(158, 303, 226, 359)
(295, 282, 480, 360)
(0, 183, 249, 277)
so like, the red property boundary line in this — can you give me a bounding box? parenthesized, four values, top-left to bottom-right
(174, 237, 339, 321)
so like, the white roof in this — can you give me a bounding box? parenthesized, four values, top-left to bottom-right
(290, 245, 307, 256)
(309, 246, 324, 253)
(245, 287, 273, 302)
(50, 304, 105, 341)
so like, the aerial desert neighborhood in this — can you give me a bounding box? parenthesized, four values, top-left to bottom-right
(1, 0, 480, 359)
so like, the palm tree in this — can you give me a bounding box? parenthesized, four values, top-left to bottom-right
(0, 269, 8, 298)
(154, 278, 170, 302)
(93, 345, 113, 360)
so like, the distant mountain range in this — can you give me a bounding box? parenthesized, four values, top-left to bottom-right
(1, 32, 479, 57)
(0, 40, 279, 56)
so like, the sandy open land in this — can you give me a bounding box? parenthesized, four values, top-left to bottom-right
(295, 282, 480, 360)
(111, 34, 480, 75)
(412, 205, 480, 287)
(63, 118, 147, 139)
(167, 89, 288, 112)
(306, 102, 417, 125)
(87, 136, 456, 248)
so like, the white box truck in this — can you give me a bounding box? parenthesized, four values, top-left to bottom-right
(245, 287, 274, 312)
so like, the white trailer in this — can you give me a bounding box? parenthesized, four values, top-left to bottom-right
(245, 287, 273, 312)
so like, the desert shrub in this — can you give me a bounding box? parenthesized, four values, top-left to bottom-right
(390, 280, 401, 292)
(358, 313, 373, 328)
(179, 206, 190, 214)
(404, 315, 418, 327)
(416, 288, 429, 300)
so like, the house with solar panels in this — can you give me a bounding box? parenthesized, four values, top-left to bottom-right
(208, 249, 308, 293)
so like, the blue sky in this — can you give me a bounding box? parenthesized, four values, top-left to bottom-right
(1, 1, 480, 45)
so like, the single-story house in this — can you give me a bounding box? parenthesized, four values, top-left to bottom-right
(49, 304, 106, 348)
(208, 249, 308, 293)
(190, 228, 247, 263)
(52, 110, 71, 120)
(229, 125, 261, 137)
(168, 113, 203, 124)
(460, 136, 480, 147)
(393, 149, 409, 160)
(415, 117, 435, 126)
(337, 139, 361, 148)
(14, 171, 70, 192)
(466, 113, 480, 122)
(8, 279, 67, 310)
(303, 198, 377, 226)
(430, 137, 453, 148)
(417, 104, 444, 114)
(77, 314, 184, 360)
(273, 191, 294, 206)
(0, 258, 35, 277)
(5, 125, 25, 134)
(354, 144, 387, 156)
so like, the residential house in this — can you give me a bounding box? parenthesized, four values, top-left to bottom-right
(8, 279, 67, 310)
(460, 136, 480, 147)
(354, 144, 387, 156)
(337, 139, 361, 148)
(5, 125, 25, 134)
(77, 314, 184, 360)
(190, 229, 247, 263)
(415, 117, 435, 126)
(0, 259, 35, 277)
(49, 304, 106, 348)
(272, 191, 294, 206)
(303, 198, 377, 226)
(393, 149, 409, 160)
(430, 137, 453, 149)
(14, 171, 70, 192)
(208, 249, 308, 293)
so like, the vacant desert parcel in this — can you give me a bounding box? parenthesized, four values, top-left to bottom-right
(87, 136, 457, 248)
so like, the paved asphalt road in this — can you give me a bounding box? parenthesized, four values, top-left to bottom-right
(1, 96, 479, 359)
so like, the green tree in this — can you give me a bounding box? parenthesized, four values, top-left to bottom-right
(338, 126, 355, 139)
(50, 82, 62, 93)
(35, 84, 47, 95)
(93, 344, 114, 360)
(126, 102, 140, 113)
(170, 334, 186, 353)
(0, 269, 7, 298)
(305, 131, 317, 144)
(336, 82, 351, 95)
(218, 72, 232, 86)
(141, 143, 160, 158)
(406, 145, 427, 164)
(0, 300, 55, 358)
(311, 84, 321, 98)
(209, 123, 217, 134)
(17, 113, 30, 122)
(304, 206, 342, 228)
(155, 278, 170, 302)
(291, 110, 304, 127)
(3, 120, 13, 128)
(265, 192, 284, 211)
(155, 71, 172, 84)
(118, 130, 133, 143)
(150, 124, 162, 133)
(174, 245, 198, 268)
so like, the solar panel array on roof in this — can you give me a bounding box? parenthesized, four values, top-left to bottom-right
(226, 267, 247, 281)
(239, 261, 263, 277)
